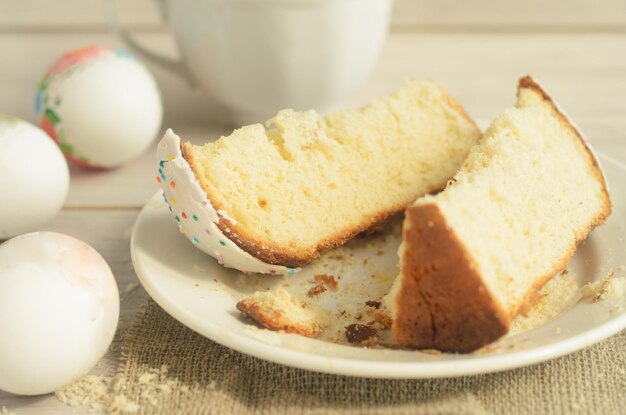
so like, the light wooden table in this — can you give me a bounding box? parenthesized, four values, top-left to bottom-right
(1, 24, 625, 414)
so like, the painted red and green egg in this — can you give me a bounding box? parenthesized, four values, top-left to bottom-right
(35, 46, 134, 169)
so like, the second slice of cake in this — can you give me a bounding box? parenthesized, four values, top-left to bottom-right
(386, 76, 612, 352)
(157, 81, 481, 274)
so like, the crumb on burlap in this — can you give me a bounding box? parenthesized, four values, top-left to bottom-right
(55, 374, 114, 412)
(55, 365, 194, 414)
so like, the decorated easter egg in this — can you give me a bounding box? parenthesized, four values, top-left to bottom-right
(0, 232, 119, 395)
(0, 115, 70, 239)
(36, 46, 163, 169)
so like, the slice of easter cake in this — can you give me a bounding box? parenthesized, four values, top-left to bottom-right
(385, 76, 611, 352)
(156, 80, 481, 274)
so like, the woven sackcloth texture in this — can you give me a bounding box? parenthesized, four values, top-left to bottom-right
(113, 299, 626, 415)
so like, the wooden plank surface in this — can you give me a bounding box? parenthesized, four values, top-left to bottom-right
(0, 0, 163, 29)
(392, 0, 626, 29)
(2, 0, 626, 29)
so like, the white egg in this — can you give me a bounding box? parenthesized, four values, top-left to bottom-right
(36, 46, 163, 169)
(0, 232, 119, 395)
(0, 115, 70, 239)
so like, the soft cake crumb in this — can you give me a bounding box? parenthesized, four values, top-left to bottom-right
(237, 288, 330, 337)
(107, 395, 140, 415)
(510, 273, 581, 333)
(55, 374, 112, 409)
(313, 274, 338, 290)
(55, 365, 193, 414)
(581, 272, 625, 301)
(307, 283, 327, 297)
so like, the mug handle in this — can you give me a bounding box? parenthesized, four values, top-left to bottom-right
(105, 0, 195, 85)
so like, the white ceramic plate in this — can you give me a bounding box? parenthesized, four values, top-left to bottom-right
(131, 153, 626, 379)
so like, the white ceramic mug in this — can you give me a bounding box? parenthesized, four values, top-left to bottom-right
(110, 0, 393, 124)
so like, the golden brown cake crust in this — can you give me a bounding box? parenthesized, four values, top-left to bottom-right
(393, 204, 510, 352)
(510, 75, 612, 315)
(518, 75, 612, 221)
(181, 84, 481, 268)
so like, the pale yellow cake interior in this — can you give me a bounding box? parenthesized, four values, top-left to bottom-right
(184, 81, 481, 259)
(407, 86, 608, 318)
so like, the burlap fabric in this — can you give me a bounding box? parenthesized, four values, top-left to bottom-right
(115, 299, 626, 414)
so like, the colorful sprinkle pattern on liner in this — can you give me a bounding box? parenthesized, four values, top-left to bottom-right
(156, 129, 300, 275)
